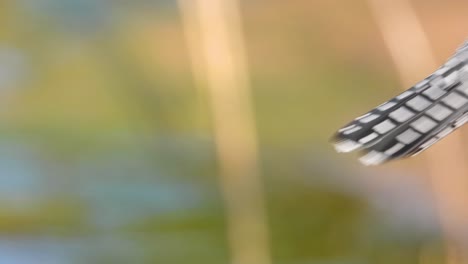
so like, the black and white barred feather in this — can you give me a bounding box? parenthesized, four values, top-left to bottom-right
(332, 41, 468, 165)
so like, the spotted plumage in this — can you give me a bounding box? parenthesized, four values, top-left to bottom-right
(332, 41, 468, 165)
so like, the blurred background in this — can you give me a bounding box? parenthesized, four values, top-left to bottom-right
(1, 0, 468, 263)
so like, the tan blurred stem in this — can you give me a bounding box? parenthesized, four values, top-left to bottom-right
(177, 1, 272, 264)
(177, 0, 207, 130)
(368, 0, 468, 263)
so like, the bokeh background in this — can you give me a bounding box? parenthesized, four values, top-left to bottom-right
(1, 0, 468, 263)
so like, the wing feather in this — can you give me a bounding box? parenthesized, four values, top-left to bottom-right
(332, 45, 468, 165)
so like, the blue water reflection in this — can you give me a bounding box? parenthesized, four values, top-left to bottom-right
(0, 138, 225, 263)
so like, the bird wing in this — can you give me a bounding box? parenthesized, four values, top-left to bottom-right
(332, 42, 468, 165)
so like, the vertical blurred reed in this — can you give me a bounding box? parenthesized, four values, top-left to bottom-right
(177, 1, 272, 264)
(368, 0, 468, 263)
(176, 0, 207, 128)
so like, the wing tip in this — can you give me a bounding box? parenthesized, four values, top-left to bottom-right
(359, 151, 388, 166)
(333, 139, 362, 153)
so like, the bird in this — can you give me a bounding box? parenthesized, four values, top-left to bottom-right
(332, 41, 468, 166)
